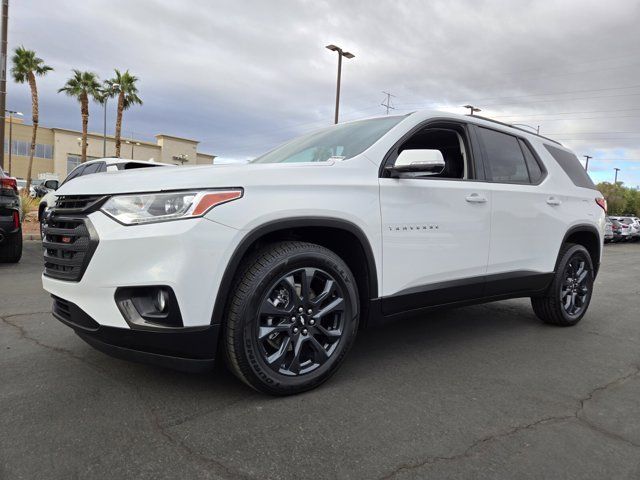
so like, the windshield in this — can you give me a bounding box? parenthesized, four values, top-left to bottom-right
(252, 115, 406, 164)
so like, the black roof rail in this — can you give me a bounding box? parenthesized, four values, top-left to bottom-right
(466, 114, 563, 146)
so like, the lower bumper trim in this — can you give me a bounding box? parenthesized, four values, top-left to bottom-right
(52, 297, 219, 373)
(77, 332, 216, 373)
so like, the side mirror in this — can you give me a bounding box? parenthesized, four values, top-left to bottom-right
(44, 180, 59, 191)
(386, 149, 446, 178)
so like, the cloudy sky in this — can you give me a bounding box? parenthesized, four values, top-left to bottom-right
(7, 0, 640, 186)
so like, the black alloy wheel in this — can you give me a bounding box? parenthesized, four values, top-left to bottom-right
(257, 267, 345, 376)
(224, 241, 359, 395)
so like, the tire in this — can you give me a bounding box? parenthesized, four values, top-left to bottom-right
(0, 230, 23, 263)
(531, 243, 594, 327)
(224, 241, 359, 395)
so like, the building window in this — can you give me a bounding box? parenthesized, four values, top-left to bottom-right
(2, 139, 53, 159)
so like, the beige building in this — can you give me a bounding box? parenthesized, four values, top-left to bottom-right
(2, 117, 216, 181)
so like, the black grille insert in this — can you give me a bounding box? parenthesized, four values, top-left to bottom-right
(54, 195, 106, 212)
(43, 196, 101, 282)
(51, 295, 100, 331)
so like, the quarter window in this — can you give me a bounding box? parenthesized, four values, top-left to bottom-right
(478, 127, 530, 183)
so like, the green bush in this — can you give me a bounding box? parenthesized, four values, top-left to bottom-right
(597, 182, 640, 216)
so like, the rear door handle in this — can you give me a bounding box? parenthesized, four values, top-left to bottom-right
(546, 196, 562, 206)
(465, 193, 487, 204)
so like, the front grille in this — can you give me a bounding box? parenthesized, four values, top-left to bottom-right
(43, 195, 102, 282)
(54, 195, 105, 212)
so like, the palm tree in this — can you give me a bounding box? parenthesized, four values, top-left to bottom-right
(58, 70, 102, 163)
(10, 46, 53, 191)
(104, 69, 142, 157)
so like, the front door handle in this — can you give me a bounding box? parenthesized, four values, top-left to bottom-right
(465, 193, 487, 204)
(546, 196, 562, 206)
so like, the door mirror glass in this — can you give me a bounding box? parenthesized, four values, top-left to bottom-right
(44, 180, 59, 190)
(389, 149, 446, 176)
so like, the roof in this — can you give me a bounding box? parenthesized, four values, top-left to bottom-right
(155, 133, 200, 144)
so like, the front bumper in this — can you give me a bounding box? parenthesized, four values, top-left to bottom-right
(43, 211, 239, 329)
(52, 295, 219, 371)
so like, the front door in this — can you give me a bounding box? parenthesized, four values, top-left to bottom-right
(378, 123, 491, 315)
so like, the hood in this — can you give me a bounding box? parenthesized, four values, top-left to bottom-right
(55, 161, 339, 196)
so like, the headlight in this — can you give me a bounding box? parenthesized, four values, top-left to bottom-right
(100, 189, 243, 225)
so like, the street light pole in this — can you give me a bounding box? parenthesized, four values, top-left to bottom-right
(614, 168, 621, 184)
(0, 0, 9, 171)
(5, 109, 22, 175)
(102, 97, 107, 157)
(583, 155, 592, 172)
(463, 105, 481, 116)
(326, 44, 355, 124)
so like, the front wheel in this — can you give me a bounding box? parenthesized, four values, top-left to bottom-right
(224, 241, 359, 395)
(531, 243, 594, 326)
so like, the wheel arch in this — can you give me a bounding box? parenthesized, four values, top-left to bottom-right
(210, 217, 379, 328)
(560, 224, 601, 276)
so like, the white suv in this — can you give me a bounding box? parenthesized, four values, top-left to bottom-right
(41, 111, 606, 395)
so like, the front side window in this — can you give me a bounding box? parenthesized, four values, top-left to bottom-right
(478, 127, 530, 183)
(393, 126, 470, 179)
(252, 116, 406, 164)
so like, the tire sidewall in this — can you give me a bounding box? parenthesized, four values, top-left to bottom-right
(239, 249, 359, 393)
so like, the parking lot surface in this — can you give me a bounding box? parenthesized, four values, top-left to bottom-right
(1, 241, 640, 479)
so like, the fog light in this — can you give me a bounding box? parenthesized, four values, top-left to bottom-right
(155, 289, 168, 313)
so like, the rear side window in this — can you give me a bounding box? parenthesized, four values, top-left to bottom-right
(519, 139, 543, 183)
(544, 144, 596, 189)
(477, 127, 529, 183)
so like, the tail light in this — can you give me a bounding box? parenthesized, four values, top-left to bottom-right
(595, 197, 607, 212)
(13, 211, 20, 229)
(1, 177, 18, 193)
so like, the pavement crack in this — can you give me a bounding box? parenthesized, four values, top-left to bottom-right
(378, 365, 640, 479)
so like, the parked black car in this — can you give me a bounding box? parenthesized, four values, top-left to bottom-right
(0, 170, 22, 263)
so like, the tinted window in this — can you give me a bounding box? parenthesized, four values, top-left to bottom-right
(519, 139, 543, 183)
(82, 162, 104, 175)
(544, 144, 596, 190)
(478, 128, 529, 183)
(63, 165, 86, 184)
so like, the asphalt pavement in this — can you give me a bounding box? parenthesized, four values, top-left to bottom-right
(1, 241, 639, 479)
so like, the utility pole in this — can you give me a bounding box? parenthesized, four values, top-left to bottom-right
(0, 0, 9, 171)
(463, 105, 481, 116)
(583, 155, 592, 172)
(614, 167, 621, 184)
(381, 91, 395, 115)
(326, 44, 355, 124)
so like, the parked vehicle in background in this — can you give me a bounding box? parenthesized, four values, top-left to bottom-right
(604, 217, 614, 243)
(611, 218, 631, 241)
(38, 158, 174, 238)
(610, 216, 639, 241)
(42, 111, 607, 395)
(15, 178, 27, 194)
(0, 169, 23, 263)
(608, 217, 623, 242)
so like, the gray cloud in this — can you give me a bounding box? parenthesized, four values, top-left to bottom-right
(6, 0, 640, 182)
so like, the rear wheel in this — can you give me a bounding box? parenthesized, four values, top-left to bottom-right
(224, 241, 359, 395)
(0, 229, 23, 263)
(531, 243, 593, 326)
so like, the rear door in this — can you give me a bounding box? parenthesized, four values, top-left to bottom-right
(474, 126, 566, 292)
